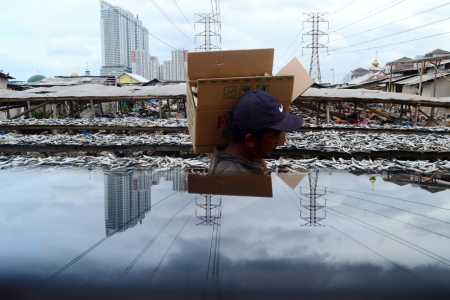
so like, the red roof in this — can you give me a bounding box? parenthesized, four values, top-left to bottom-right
(425, 49, 450, 56)
(351, 67, 369, 76)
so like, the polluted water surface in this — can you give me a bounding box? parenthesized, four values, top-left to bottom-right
(1, 167, 450, 299)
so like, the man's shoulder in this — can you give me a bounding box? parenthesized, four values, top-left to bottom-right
(210, 145, 263, 175)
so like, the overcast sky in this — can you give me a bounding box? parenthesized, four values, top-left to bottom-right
(1, 0, 449, 84)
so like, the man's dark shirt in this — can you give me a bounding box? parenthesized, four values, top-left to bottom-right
(209, 145, 264, 176)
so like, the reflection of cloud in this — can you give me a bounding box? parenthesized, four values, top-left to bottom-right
(2, 168, 450, 298)
(5, 245, 450, 298)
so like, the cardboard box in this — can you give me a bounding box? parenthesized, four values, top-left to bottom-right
(187, 173, 273, 197)
(186, 48, 314, 154)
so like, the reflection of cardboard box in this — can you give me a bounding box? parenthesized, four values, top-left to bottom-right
(187, 173, 272, 198)
(186, 48, 314, 154)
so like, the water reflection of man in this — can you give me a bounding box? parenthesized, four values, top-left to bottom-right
(209, 90, 304, 175)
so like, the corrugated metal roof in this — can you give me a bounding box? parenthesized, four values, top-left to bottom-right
(27, 76, 112, 86)
(395, 72, 450, 85)
(121, 73, 149, 83)
(300, 88, 450, 105)
(378, 74, 417, 84)
(0, 83, 186, 100)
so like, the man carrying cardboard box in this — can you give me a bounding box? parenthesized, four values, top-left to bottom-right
(209, 90, 303, 175)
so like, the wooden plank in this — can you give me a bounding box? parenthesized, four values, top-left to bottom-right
(0, 144, 447, 158)
(419, 108, 440, 126)
(1, 125, 449, 135)
(413, 105, 419, 126)
(316, 102, 320, 125)
(0, 144, 193, 153)
(272, 149, 450, 159)
(326, 101, 330, 124)
(296, 96, 450, 108)
(2, 96, 187, 103)
(361, 105, 394, 121)
(295, 102, 359, 123)
(0, 125, 188, 132)
(90, 100, 95, 118)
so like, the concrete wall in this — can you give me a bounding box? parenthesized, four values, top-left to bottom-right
(0, 77, 7, 89)
(402, 85, 419, 95)
(410, 77, 450, 97)
(117, 73, 140, 83)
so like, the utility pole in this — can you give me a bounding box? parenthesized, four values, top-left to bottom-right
(331, 66, 334, 85)
(194, 13, 221, 51)
(302, 13, 328, 84)
(300, 170, 326, 226)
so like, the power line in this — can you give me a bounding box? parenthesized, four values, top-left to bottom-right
(329, 0, 408, 33)
(328, 2, 450, 43)
(328, 0, 359, 18)
(275, 178, 368, 280)
(323, 198, 450, 241)
(326, 209, 450, 267)
(322, 186, 450, 211)
(319, 189, 450, 225)
(40, 190, 179, 286)
(329, 16, 450, 52)
(281, 179, 424, 284)
(148, 212, 195, 283)
(325, 32, 450, 56)
(100, 0, 179, 50)
(276, 31, 304, 66)
(328, 224, 427, 285)
(150, 0, 195, 43)
(277, 0, 356, 65)
(115, 198, 195, 285)
(173, 0, 195, 29)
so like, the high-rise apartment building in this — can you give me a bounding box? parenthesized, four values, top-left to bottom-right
(100, 3, 150, 78)
(159, 49, 188, 81)
(171, 49, 188, 81)
(104, 169, 152, 236)
(162, 60, 172, 81)
(132, 49, 149, 79)
(149, 56, 159, 80)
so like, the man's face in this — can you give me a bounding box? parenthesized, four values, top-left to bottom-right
(254, 129, 282, 158)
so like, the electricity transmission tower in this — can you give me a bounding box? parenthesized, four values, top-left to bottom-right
(195, 194, 222, 290)
(300, 170, 326, 226)
(302, 13, 328, 84)
(194, 13, 222, 51)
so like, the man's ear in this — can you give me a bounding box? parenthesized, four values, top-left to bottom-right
(244, 133, 257, 148)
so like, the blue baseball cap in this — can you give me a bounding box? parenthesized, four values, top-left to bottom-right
(232, 90, 303, 131)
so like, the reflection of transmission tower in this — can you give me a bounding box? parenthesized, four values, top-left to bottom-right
(195, 194, 222, 290)
(300, 170, 326, 226)
(194, 13, 221, 51)
(302, 13, 328, 84)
